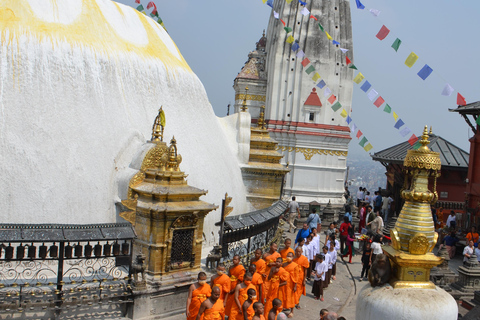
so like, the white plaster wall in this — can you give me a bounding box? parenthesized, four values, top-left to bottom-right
(0, 0, 248, 252)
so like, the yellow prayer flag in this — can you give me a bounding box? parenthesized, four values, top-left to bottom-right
(340, 109, 348, 118)
(405, 52, 419, 68)
(262, 0, 267, 3)
(393, 112, 399, 121)
(312, 73, 321, 82)
(286, 36, 295, 44)
(325, 31, 333, 41)
(286, 0, 293, 2)
(364, 143, 373, 152)
(353, 72, 364, 84)
(159, 109, 166, 127)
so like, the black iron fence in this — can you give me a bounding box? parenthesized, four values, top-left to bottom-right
(0, 223, 135, 316)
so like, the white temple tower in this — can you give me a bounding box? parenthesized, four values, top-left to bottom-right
(264, 0, 354, 204)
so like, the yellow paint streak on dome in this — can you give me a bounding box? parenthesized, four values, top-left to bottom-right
(0, 0, 191, 72)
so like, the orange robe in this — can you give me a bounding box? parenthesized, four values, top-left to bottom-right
(278, 262, 299, 309)
(279, 248, 295, 262)
(264, 267, 288, 317)
(229, 283, 256, 320)
(251, 258, 266, 276)
(188, 284, 212, 320)
(263, 252, 281, 295)
(201, 298, 225, 320)
(212, 273, 231, 302)
(245, 300, 255, 320)
(251, 272, 263, 301)
(225, 265, 246, 316)
(293, 255, 310, 304)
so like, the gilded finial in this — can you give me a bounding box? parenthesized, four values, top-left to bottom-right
(167, 136, 182, 171)
(418, 125, 430, 152)
(241, 87, 249, 112)
(151, 107, 166, 142)
(258, 106, 266, 129)
(263, 29, 265, 37)
(429, 126, 433, 135)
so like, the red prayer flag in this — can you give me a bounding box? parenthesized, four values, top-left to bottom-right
(301, 58, 310, 67)
(457, 93, 467, 106)
(135, 0, 141, 3)
(346, 56, 352, 65)
(310, 15, 317, 20)
(356, 130, 363, 139)
(373, 96, 385, 108)
(327, 94, 336, 104)
(408, 134, 418, 146)
(280, 19, 286, 26)
(376, 25, 390, 40)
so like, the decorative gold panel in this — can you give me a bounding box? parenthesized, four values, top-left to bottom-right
(276, 146, 348, 160)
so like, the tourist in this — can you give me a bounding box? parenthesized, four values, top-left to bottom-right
(312, 254, 327, 301)
(381, 193, 393, 224)
(229, 273, 255, 320)
(264, 257, 288, 316)
(249, 264, 263, 303)
(264, 243, 281, 277)
(374, 191, 383, 214)
(344, 205, 352, 223)
(342, 225, 356, 264)
(195, 286, 223, 320)
(187, 272, 212, 320)
(226, 256, 246, 316)
(446, 211, 456, 230)
(322, 246, 332, 288)
(311, 227, 320, 258)
(365, 206, 376, 232)
(475, 243, 480, 262)
(303, 235, 314, 280)
(252, 301, 266, 320)
(307, 208, 321, 232)
(356, 187, 364, 207)
(211, 263, 231, 304)
(241, 288, 257, 320)
(251, 248, 267, 280)
(324, 223, 336, 244)
(279, 252, 299, 318)
(466, 226, 479, 243)
(293, 246, 309, 309)
(358, 203, 366, 232)
(280, 238, 295, 262)
(295, 223, 310, 245)
(320, 309, 329, 320)
(463, 240, 474, 264)
(432, 209, 439, 230)
(339, 216, 350, 253)
(370, 235, 383, 264)
(440, 231, 459, 259)
(285, 196, 300, 233)
(344, 187, 350, 200)
(364, 191, 371, 206)
(327, 241, 338, 281)
(326, 234, 340, 252)
(267, 299, 282, 320)
(367, 210, 384, 236)
(359, 241, 372, 282)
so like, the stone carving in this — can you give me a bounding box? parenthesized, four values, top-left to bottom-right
(171, 215, 198, 229)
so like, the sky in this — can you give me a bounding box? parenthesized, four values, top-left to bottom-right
(118, 0, 479, 160)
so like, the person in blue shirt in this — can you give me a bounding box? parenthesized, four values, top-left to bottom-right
(307, 208, 321, 232)
(441, 231, 459, 259)
(295, 223, 311, 245)
(343, 205, 352, 223)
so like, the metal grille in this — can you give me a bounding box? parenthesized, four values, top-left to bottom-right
(170, 229, 194, 264)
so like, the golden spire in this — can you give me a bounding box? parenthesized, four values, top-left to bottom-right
(429, 126, 433, 135)
(167, 136, 182, 172)
(258, 105, 266, 129)
(151, 107, 166, 142)
(241, 87, 249, 112)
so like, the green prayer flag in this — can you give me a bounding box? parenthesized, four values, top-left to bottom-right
(383, 104, 392, 113)
(476, 117, 480, 126)
(391, 38, 402, 52)
(305, 65, 315, 74)
(349, 64, 358, 70)
(359, 137, 368, 148)
(284, 27, 293, 33)
(136, 4, 144, 11)
(318, 23, 324, 32)
(331, 102, 342, 112)
(412, 141, 421, 150)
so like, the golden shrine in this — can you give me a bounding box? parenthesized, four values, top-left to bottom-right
(385, 126, 443, 289)
(121, 108, 217, 279)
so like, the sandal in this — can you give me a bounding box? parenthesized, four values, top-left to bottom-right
(295, 304, 301, 309)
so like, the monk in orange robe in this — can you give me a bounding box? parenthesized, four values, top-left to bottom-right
(225, 255, 246, 317)
(263, 243, 281, 296)
(241, 288, 257, 320)
(292, 246, 309, 308)
(267, 299, 282, 320)
(252, 302, 266, 320)
(187, 272, 212, 320)
(248, 264, 263, 302)
(229, 273, 256, 320)
(279, 252, 299, 318)
(279, 238, 295, 262)
(251, 249, 266, 277)
(211, 263, 231, 304)
(264, 257, 288, 317)
(196, 286, 224, 320)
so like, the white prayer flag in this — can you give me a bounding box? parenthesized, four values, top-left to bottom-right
(369, 9, 381, 17)
(274, 11, 279, 19)
(350, 123, 357, 133)
(367, 89, 378, 101)
(301, 7, 310, 16)
(296, 50, 305, 58)
(324, 87, 332, 97)
(400, 127, 411, 137)
(441, 83, 454, 96)
(340, 48, 349, 54)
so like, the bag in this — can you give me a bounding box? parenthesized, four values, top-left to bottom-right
(353, 241, 359, 250)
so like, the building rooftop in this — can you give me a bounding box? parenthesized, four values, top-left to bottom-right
(371, 134, 469, 168)
(449, 101, 480, 115)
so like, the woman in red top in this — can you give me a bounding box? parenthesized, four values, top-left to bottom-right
(339, 216, 350, 254)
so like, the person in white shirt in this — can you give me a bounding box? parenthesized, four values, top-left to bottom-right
(370, 235, 383, 264)
(464, 240, 474, 264)
(312, 254, 327, 301)
(367, 211, 384, 235)
(382, 195, 393, 224)
(327, 241, 338, 281)
(326, 234, 340, 252)
(285, 196, 300, 233)
(303, 235, 314, 280)
(356, 187, 364, 207)
(446, 211, 456, 230)
(322, 246, 332, 288)
(311, 228, 320, 257)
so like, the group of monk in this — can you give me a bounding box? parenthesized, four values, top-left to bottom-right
(186, 238, 312, 320)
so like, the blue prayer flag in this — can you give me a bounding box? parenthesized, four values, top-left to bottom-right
(360, 81, 371, 93)
(267, 0, 273, 8)
(355, 0, 365, 9)
(291, 42, 300, 52)
(417, 64, 433, 80)
(317, 80, 326, 89)
(394, 119, 405, 129)
(346, 116, 352, 124)
(299, 0, 307, 5)
(332, 40, 340, 45)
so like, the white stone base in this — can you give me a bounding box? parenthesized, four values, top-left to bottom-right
(356, 283, 458, 320)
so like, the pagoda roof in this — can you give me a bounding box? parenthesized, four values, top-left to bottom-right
(371, 134, 469, 169)
(236, 57, 260, 80)
(449, 101, 480, 115)
(304, 88, 322, 107)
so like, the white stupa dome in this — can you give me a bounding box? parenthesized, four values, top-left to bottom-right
(0, 0, 248, 249)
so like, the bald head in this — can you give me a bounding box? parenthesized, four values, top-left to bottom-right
(325, 312, 338, 320)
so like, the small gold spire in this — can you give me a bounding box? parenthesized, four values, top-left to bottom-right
(429, 126, 433, 135)
(151, 107, 165, 142)
(258, 105, 266, 129)
(241, 87, 249, 112)
(263, 29, 265, 37)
